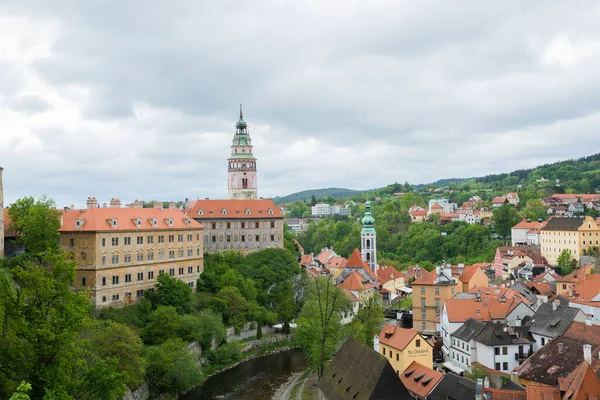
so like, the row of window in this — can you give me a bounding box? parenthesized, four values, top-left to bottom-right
(420, 297, 442, 307)
(451, 351, 468, 366)
(208, 233, 280, 243)
(101, 248, 201, 265)
(84, 266, 201, 288)
(209, 221, 278, 230)
(419, 287, 455, 295)
(98, 234, 199, 248)
(100, 281, 195, 303)
(542, 247, 577, 255)
(452, 339, 470, 351)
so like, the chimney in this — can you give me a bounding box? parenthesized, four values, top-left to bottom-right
(131, 199, 143, 208)
(552, 300, 559, 311)
(568, 286, 573, 297)
(558, 342, 564, 353)
(71, 204, 74, 210)
(583, 344, 592, 364)
(373, 335, 380, 353)
(86, 197, 99, 209)
(475, 378, 483, 400)
(102, 202, 107, 208)
(515, 316, 521, 327)
(109, 198, 121, 208)
(153, 201, 162, 209)
(436, 266, 441, 276)
(168, 201, 176, 209)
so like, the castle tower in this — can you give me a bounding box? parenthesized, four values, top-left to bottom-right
(361, 200, 377, 274)
(227, 105, 258, 200)
(0, 167, 4, 258)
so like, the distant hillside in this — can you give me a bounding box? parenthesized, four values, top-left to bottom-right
(273, 188, 367, 204)
(414, 177, 471, 189)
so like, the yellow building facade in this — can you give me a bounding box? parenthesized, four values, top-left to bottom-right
(376, 324, 433, 375)
(412, 268, 461, 335)
(59, 200, 204, 307)
(541, 216, 600, 265)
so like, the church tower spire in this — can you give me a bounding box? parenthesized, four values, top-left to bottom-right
(361, 200, 377, 274)
(228, 105, 258, 200)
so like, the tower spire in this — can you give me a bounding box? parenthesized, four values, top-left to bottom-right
(240, 103, 243, 118)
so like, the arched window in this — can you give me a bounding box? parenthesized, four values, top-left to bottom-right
(366, 253, 371, 261)
(366, 239, 371, 249)
(198, 209, 203, 216)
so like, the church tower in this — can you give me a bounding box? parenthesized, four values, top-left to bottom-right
(361, 201, 377, 274)
(228, 105, 258, 200)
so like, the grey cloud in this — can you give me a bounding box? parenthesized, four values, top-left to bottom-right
(8, 95, 51, 114)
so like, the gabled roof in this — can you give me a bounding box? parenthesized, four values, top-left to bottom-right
(559, 360, 600, 399)
(444, 296, 526, 323)
(410, 209, 428, 217)
(326, 256, 348, 269)
(300, 254, 313, 266)
(186, 199, 283, 219)
(482, 388, 527, 400)
(527, 297, 585, 338)
(378, 324, 424, 351)
(458, 265, 484, 284)
(59, 207, 203, 232)
(316, 248, 336, 265)
(452, 318, 486, 342)
(473, 322, 535, 347)
(338, 270, 374, 291)
(563, 322, 600, 346)
(400, 361, 444, 399)
(427, 373, 477, 400)
(377, 265, 400, 284)
(317, 336, 413, 400)
(345, 249, 377, 281)
(512, 218, 547, 231)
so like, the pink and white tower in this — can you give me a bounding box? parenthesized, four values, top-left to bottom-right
(227, 105, 258, 200)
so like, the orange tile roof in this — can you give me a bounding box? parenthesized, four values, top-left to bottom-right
(377, 265, 400, 284)
(3, 208, 18, 237)
(444, 296, 524, 323)
(412, 269, 438, 285)
(345, 249, 377, 281)
(431, 203, 443, 209)
(557, 265, 599, 283)
(400, 361, 444, 398)
(186, 199, 283, 219)
(300, 254, 313, 265)
(342, 288, 358, 302)
(338, 270, 374, 291)
(481, 388, 526, 400)
(570, 279, 600, 303)
(410, 209, 428, 217)
(59, 207, 203, 232)
(559, 361, 600, 399)
(457, 265, 482, 283)
(563, 322, 600, 345)
(378, 324, 421, 351)
(513, 218, 547, 231)
(525, 281, 555, 297)
(525, 385, 560, 400)
(493, 196, 508, 204)
(325, 256, 348, 268)
(316, 249, 335, 265)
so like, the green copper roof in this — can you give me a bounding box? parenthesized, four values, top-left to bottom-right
(228, 153, 256, 160)
(236, 104, 248, 131)
(361, 200, 375, 232)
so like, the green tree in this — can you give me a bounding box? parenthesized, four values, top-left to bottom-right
(296, 277, 349, 377)
(523, 198, 547, 221)
(492, 204, 520, 241)
(8, 196, 62, 255)
(146, 273, 193, 313)
(349, 297, 384, 347)
(178, 310, 226, 350)
(310, 195, 317, 206)
(87, 321, 146, 388)
(9, 382, 32, 400)
(2, 253, 91, 398)
(142, 305, 182, 345)
(216, 286, 248, 331)
(144, 338, 203, 397)
(557, 249, 578, 274)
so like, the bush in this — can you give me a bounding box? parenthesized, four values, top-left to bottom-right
(144, 338, 203, 396)
(206, 341, 242, 367)
(178, 310, 226, 350)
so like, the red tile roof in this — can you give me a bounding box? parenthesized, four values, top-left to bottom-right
(444, 296, 524, 323)
(400, 361, 444, 398)
(512, 218, 547, 231)
(558, 361, 600, 399)
(345, 249, 377, 281)
(378, 324, 422, 351)
(316, 249, 335, 265)
(186, 199, 283, 219)
(338, 270, 374, 291)
(300, 254, 313, 266)
(525, 385, 560, 400)
(481, 388, 526, 400)
(431, 203, 443, 209)
(59, 207, 203, 232)
(377, 265, 400, 284)
(457, 265, 482, 283)
(410, 209, 428, 217)
(3, 208, 18, 237)
(325, 256, 348, 268)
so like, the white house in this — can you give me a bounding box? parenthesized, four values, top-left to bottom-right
(441, 289, 535, 357)
(511, 219, 547, 246)
(447, 318, 534, 375)
(311, 203, 332, 216)
(527, 297, 586, 350)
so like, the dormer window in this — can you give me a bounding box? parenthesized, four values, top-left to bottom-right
(198, 209, 204, 216)
(222, 208, 227, 216)
(183, 218, 191, 225)
(75, 219, 85, 228)
(245, 208, 251, 216)
(268, 208, 274, 215)
(137, 218, 142, 227)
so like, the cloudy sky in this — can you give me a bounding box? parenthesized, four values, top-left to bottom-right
(2, 1, 600, 207)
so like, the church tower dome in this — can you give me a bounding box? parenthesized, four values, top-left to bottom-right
(227, 105, 258, 200)
(361, 201, 377, 274)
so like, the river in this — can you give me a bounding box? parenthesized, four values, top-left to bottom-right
(180, 348, 307, 400)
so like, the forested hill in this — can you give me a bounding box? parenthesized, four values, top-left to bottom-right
(273, 187, 371, 204)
